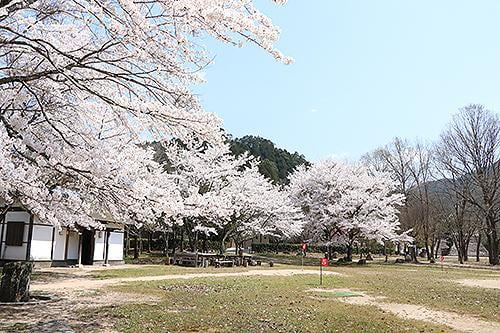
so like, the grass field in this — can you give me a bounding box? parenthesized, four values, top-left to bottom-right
(84, 270, 447, 332)
(2, 253, 498, 332)
(78, 258, 499, 333)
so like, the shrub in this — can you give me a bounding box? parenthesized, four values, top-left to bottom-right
(251, 243, 346, 254)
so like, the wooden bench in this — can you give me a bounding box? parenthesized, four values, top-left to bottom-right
(215, 260, 234, 268)
(173, 254, 199, 267)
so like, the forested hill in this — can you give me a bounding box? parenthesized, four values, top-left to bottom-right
(229, 135, 310, 183)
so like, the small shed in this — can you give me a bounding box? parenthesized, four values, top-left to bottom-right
(0, 203, 124, 267)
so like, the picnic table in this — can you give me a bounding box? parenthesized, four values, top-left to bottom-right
(172, 252, 255, 268)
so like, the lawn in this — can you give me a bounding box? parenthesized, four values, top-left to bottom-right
(81, 261, 499, 333)
(85, 274, 448, 333)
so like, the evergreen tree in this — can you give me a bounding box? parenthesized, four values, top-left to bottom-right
(229, 135, 309, 183)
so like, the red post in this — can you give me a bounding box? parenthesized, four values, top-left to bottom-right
(319, 257, 328, 285)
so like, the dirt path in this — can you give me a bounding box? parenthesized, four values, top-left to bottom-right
(309, 288, 500, 333)
(0, 290, 148, 332)
(32, 269, 341, 291)
(456, 278, 500, 289)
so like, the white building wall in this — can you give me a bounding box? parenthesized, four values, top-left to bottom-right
(30, 224, 53, 261)
(94, 231, 105, 261)
(1, 211, 30, 260)
(52, 229, 67, 261)
(2, 244, 29, 260)
(66, 230, 80, 260)
(108, 232, 123, 261)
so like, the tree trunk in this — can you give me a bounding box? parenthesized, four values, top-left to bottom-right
(435, 239, 441, 259)
(486, 224, 499, 265)
(187, 229, 195, 252)
(125, 226, 130, 257)
(202, 236, 207, 253)
(0, 262, 33, 302)
(147, 231, 152, 253)
(234, 240, 240, 265)
(172, 225, 177, 256)
(139, 230, 143, 254)
(409, 245, 418, 263)
(327, 245, 332, 260)
(194, 231, 199, 268)
(238, 240, 244, 266)
(346, 242, 353, 261)
(429, 239, 436, 260)
(383, 242, 388, 262)
(455, 231, 468, 264)
(179, 229, 184, 252)
(163, 231, 169, 256)
(220, 239, 224, 255)
(476, 233, 481, 262)
(425, 240, 431, 261)
(219, 235, 227, 255)
(463, 241, 469, 262)
(455, 239, 464, 264)
(133, 235, 139, 259)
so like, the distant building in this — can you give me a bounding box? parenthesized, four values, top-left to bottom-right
(0, 202, 124, 267)
(238, 234, 271, 252)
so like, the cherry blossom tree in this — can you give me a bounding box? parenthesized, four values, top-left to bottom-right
(0, 0, 290, 228)
(289, 159, 406, 260)
(165, 141, 303, 253)
(214, 164, 304, 253)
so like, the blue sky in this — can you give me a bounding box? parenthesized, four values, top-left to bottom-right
(196, 0, 500, 161)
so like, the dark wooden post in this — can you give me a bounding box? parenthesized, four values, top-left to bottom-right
(64, 228, 70, 263)
(50, 227, 55, 261)
(77, 231, 83, 267)
(124, 225, 129, 258)
(104, 230, 111, 266)
(25, 213, 34, 261)
(0, 208, 7, 260)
